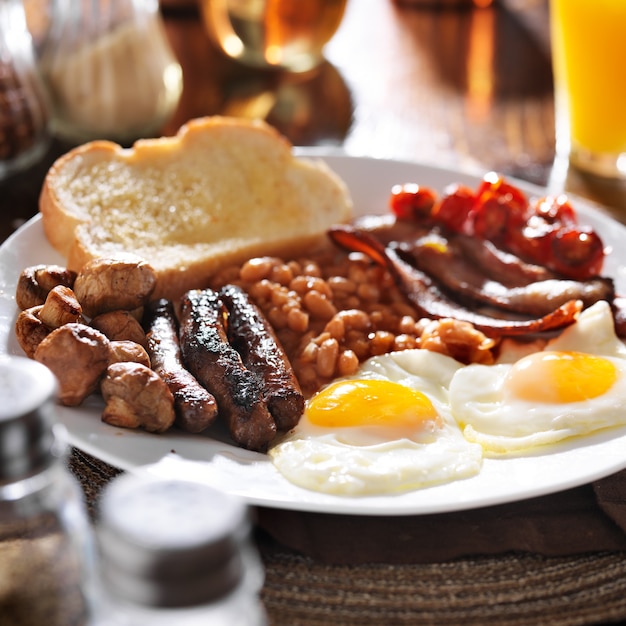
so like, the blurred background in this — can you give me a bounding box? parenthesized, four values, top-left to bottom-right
(2, 0, 624, 244)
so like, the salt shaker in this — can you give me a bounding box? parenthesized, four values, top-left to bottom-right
(0, 0, 50, 180)
(37, 0, 183, 145)
(93, 473, 267, 626)
(0, 355, 97, 625)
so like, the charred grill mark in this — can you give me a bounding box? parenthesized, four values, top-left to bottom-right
(454, 236, 557, 287)
(144, 299, 219, 434)
(395, 238, 615, 316)
(178, 289, 276, 452)
(220, 284, 305, 431)
(328, 225, 582, 337)
(386, 245, 582, 335)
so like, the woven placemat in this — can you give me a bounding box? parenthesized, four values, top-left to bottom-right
(257, 536, 626, 626)
(68, 448, 626, 626)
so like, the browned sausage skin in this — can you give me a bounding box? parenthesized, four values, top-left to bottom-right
(220, 284, 305, 431)
(328, 225, 583, 337)
(144, 299, 219, 434)
(178, 289, 276, 452)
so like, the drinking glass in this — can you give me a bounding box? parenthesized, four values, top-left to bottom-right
(200, 0, 348, 73)
(550, 0, 626, 179)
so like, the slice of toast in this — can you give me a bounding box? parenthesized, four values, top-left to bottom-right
(39, 116, 353, 300)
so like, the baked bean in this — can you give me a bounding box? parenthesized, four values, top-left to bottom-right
(317, 337, 339, 378)
(393, 333, 418, 351)
(267, 306, 288, 330)
(270, 286, 289, 308)
(347, 265, 367, 285)
(370, 330, 396, 356)
(300, 341, 319, 363)
(345, 331, 371, 360)
(313, 331, 331, 346)
(287, 307, 309, 333)
(356, 282, 380, 302)
(248, 278, 272, 303)
(337, 349, 359, 377)
(303, 290, 337, 320)
(398, 315, 417, 334)
(289, 275, 311, 295)
(324, 315, 345, 341)
(304, 276, 332, 299)
(392, 301, 419, 317)
(240, 257, 276, 282)
(211, 246, 494, 396)
(301, 261, 322, 277)
(369, 310, 385, 327)
(327, 276, 356, 295)
(287, 260, 302, 275)
(342, 295, 361, 310)
(270, 264, 294, 286)
(337, 309, 370, 332)
(282, 295, 300, 312)
(415, 318, 431, 335)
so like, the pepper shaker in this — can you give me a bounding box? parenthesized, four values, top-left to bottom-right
(0, 355, 97, 625)
(93, 473, 267, 625)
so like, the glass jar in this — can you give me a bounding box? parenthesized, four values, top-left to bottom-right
(38, 0, 183, 145)
(0, 355, 97, 625)
(200, 0, 348, 73)
(0, 0, 50, 180)
(93, 473, 267, 626)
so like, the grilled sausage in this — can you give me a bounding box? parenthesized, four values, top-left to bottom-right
(144, 299, 219, 434)
(220, 284, 304, 431)
(178, 289, 276, 451)
(399, 233, 614, 316)
(329, 225, 582, 337)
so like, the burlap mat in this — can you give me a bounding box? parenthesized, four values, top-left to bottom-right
(69, 448, 626, 626)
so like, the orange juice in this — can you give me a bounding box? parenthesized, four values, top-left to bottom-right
(550, 0, 626, 176)
(201, 0, 347, 72)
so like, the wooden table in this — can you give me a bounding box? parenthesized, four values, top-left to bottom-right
(161, 0, 625, 214)
(3, 1, 626, 624)
(2, 0, 624, 241)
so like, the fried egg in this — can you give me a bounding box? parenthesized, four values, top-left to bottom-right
(449, 301, 626, 457)
(269, 349, 483, 496)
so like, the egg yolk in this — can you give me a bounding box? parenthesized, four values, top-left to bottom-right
(306, 379, 441, 429)
(504, 350, 618, 404)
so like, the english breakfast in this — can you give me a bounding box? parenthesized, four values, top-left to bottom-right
(12, 116, 626, 496)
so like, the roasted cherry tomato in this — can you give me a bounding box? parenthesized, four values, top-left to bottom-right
(549, 227, 605, 278)
(391, 173, 606, 280)
(389, 183, 437, 221)
(534, 195, 578, 227)
(431, 183, 475, 233)
(505, 216, 555, 267)
(469, 193, 512, 242)
(474, 171, 529, 221)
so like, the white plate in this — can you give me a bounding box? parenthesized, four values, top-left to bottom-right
(3, 153, 626, 516)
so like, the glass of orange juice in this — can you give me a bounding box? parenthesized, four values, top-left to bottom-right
(550, 0, 626, 179)
(200, 0, 348, 73)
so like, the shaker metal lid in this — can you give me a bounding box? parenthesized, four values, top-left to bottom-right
(97, 473, 252, 608)
(0, 355, 59, 482)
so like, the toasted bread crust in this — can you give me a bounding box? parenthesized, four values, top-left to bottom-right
(39, 116, 353, 300)
(40, 141, 118, 257)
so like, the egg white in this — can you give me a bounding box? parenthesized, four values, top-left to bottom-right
(449, 301, 626, 457)
(546, 299, 626, 358)
(269, 350, 483, 496)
